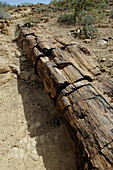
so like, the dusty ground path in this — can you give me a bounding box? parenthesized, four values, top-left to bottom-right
(0, 19, 77, 169)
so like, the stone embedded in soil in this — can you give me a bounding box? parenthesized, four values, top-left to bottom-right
(19, 71, 31, 81)
(10, 64, 20, 74)
(29, 122, 41, 130)
(15, 51, 21, 58)
(21, 56, 28, 62)
(31, 140, 36, 147)
(100, 58, 106, 62)
(100, 68, 106, 72)
(84, 39, 91, 43)
(23, 137, 28, 144)
(19, 149, 24, 159)
(39, 135, 45, 144)
(30, 74, 37, 81)
(31, 153, 38, 161)
(0, 72, 11, 86)
(15, 154, 19, 159)
(109, 58, 113, 62)
(97, 40, 107, 45)
(13, 147, 18, 152)
(31, 149, 37, 155)
(0, 58, 10, 74)
(26, 143, 31, 151)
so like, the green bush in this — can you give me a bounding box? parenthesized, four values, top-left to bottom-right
(0, 1, 14, 10)
(23, 16, 40, 24)
(36, 7, 43, 13)
(79, 14, 98, 38)
(69, 0, 109, 21)
(0, 7, 11, 19)
(50, 0, 59, 6)
(58, 13, 75, 24)
(79, 14, 96, 25)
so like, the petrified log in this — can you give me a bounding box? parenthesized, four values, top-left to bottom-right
(18, 25, 113, 170)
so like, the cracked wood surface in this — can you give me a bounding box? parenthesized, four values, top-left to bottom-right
(18, 25, 113, 170)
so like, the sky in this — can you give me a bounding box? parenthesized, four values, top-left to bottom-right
(1, 0, 51, 6)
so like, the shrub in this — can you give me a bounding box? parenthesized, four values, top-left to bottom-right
(69, 0, 109, 21)
(79, 14, 98, 38)
(0, 7, 11, 19)
(79, 14, 96, 25)
(58, 13, 75, 24)
(36, 7, 43, 13)
(50, 0, 59, 6)
(23, 16, 40, 24)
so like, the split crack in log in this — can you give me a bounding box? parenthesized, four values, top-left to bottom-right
(18, 25, 113, 170)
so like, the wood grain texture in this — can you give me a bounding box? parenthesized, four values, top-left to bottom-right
(18, 26, 113, 170)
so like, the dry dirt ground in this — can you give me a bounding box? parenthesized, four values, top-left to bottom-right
(0, 5, 113, 170)
(0, 10, 77, 170)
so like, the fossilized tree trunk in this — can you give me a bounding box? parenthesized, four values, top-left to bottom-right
(18, 25, 113, 170)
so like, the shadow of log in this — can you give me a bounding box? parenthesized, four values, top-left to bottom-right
(17, 42, 77, 170)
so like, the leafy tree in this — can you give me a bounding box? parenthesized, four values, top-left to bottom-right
(69, 0, 109, 21)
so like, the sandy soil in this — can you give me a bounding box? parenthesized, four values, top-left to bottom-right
(0, 19, 76, 170)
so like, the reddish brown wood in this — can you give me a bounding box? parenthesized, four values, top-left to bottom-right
(18, 26, 113, 170)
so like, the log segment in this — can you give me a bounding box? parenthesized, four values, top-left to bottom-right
(18, 25, 113, 170)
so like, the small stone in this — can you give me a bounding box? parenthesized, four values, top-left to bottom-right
(40, 135, 45, 144)
(15, 51, 21, 58)
(100, 68, 106, 72)
(103, 38, 108, 42)
(26, 143, 31, 151)
(29, 124, 34, 130)
(0, 72, 11, 86)
(31, 149, 37, 154)
(19, 71, 31, 81)
(19, 149, 24, 159)
(100, 58, 106, 62)
(30, 74, 37, 81)
(39, 156, 43, 162)
(29, 122, 41, 130)
(34, 122, 41, 128)
(10, 64, 20, 74)
(31, 154, 38, 161)
(46, 135, 50, 142)
(23, 137, 28, 144)
(13, 147, 18, 152)
(31, 140, 36, 147)
(49, 145, 52, 148)
(84, 39, 91, 43)
(0, 58, 9, 74)
(19, 140, 23, 145)
(108, 36, 113, 40)
(109, 58, 113, 62)
(97, 40, 107, 45)
(106, 64, 112, 68)
(15, 154, 19, 159)
(55, 135, 59, 140)
(21, 56, 28, 62)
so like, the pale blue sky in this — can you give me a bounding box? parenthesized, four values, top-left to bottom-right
(1, 0, 51, 6)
